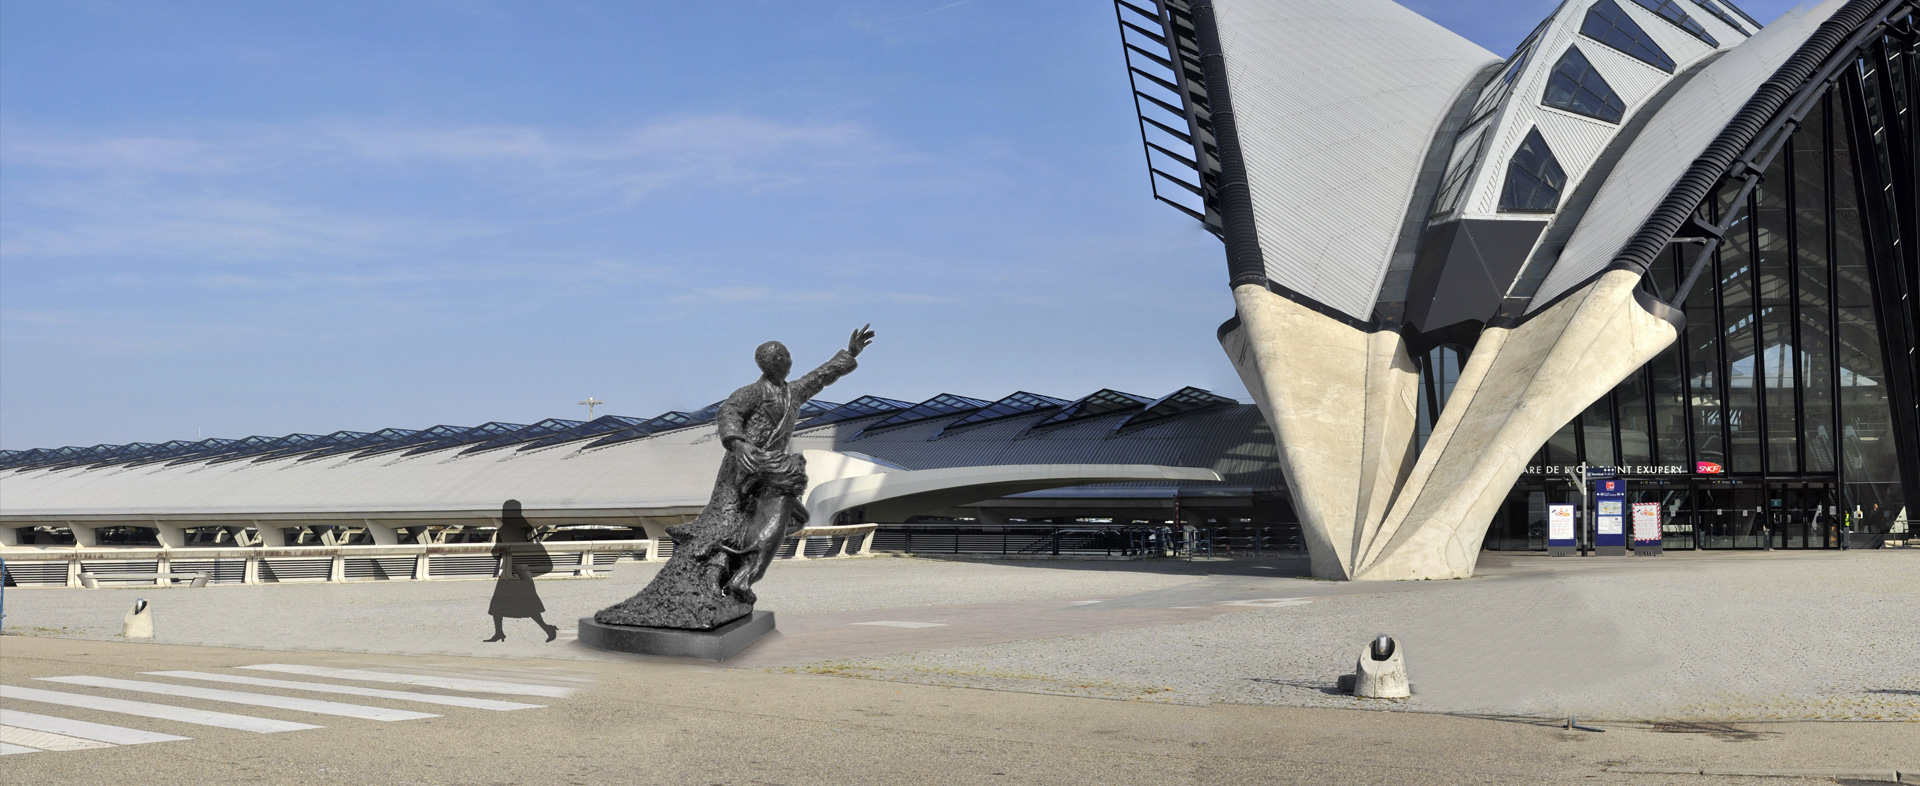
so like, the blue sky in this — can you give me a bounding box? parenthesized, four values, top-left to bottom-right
(0, 0, 1802, 450)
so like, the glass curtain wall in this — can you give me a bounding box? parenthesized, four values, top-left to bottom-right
(1493, 38, 1918, 549)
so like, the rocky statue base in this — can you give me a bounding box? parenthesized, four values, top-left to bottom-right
(577, 611, 775, 661)
(593, 555, 753, 630)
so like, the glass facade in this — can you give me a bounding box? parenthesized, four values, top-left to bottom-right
(1488, 63, 1918, 550)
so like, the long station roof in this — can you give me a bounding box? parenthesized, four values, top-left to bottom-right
(0, 387, 1281, 520)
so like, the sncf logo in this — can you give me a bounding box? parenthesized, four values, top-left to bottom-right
(1696, 461, 1724, 474)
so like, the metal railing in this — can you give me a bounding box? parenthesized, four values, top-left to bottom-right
(0, 524, 880, 589)
(870, 524, 1304, 559)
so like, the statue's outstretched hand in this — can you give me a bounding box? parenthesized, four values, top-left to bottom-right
(848, 324, 876, 357)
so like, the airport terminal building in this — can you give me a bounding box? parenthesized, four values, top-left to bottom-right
(1, 0, 1914, 580)
(1113, 0, 1915, 573)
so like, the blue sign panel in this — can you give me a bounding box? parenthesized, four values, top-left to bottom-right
(1594, 478, 1627, 555)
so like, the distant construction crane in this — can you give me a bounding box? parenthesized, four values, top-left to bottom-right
(577, 397, 604, 419)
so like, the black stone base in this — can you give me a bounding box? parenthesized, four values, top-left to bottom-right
(1596, 545, 1626, 556)
(577, 610, 775, 661)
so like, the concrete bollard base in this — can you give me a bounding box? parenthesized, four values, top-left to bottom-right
(122, 599, 153, 639)
(1355, 638, 1409, 699)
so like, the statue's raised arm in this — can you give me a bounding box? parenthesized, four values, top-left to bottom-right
(792, 324, 874, 404)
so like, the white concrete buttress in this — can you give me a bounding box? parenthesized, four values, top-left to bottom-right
(1221, 284, 1420, 579)
(1353, 270, 1680, 579)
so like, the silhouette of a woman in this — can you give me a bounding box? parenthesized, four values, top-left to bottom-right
(485, 500, 558, 642)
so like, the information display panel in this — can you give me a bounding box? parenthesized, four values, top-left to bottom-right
(1548, 503, 1576, 556)
(1632, 502, 1663, 556)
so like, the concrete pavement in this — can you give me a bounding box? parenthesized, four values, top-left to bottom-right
(3, 636, 1913, 785)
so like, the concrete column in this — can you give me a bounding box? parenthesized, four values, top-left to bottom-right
(67, 557, 82, 588)
(152, 520, 186, 549)
(330, 555, 346, 582)
(0, 526, 17, 547)
(855, 526, 877, 556)
(243, 555, 260, 585)
(65, 521, 99, 548)
(639, 518, 672, 561)
(362, 519, 401, 546)
(415, 553, 431, 580)
(255, 522, 289, 548)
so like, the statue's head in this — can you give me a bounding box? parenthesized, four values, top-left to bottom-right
(754, 341, 791, 380)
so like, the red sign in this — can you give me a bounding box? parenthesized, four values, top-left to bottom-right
(1696, 461, 1724, 474)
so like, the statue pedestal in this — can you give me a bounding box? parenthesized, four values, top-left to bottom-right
(577, 611, 775, 661)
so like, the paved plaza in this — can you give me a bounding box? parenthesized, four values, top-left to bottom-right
(2, 550, 1916, 783)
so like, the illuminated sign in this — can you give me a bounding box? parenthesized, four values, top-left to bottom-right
(1696, 461, 1724, 474)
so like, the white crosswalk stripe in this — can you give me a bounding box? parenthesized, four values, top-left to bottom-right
(239, 664, 575, 697)
(1, 685, 320, 733)
(0, 660, 591, 758)
(0, 726, 115, 751)
(35, 677, 439, 722)
(0, 708, 190, 745)
(144, 671, 543, 711)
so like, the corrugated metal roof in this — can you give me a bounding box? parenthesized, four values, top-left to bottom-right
(0, 393, 1283, 519)
(1529, 0, 1843, 309)
(1211, 0, 1498, 319)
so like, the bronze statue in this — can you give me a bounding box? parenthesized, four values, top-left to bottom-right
(594, 325, 875, 630)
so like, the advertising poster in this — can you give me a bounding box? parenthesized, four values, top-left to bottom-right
(1548, 503, 1575, 555)
(1632, 502, 1662, 544)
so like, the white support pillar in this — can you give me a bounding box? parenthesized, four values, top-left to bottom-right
(855, 525, 877, 556)
(639, 517, 671, 561)
(255, 522, 289, 548)
(0, 525, 17, 547)
(415, 553, 431, 580)
(65, 521, 98, 548)
(152, 520, 186, 549)
(330, 554, 346, 582)
(362, 518, 401, 546)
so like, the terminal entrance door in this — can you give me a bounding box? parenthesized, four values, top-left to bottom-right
(1695, 486, 1766, 548)
(1768, 483, 1837, 549)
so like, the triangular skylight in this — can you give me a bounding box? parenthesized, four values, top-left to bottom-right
(1499, 127, 1566, 213)
(207, 434, 326, 465)
(1028, 389, 1155, 431)
(853, 394, 992, 439)
(1581, 0, 1676, 73)
(1690, 0, 1751, 36)
(294, 429, 420, 462)
(1114, 387, 1238, 432)
(935, 392, 1072, 438)
(800, 396, 916, 428)
(399, 422, 528, 456)
(1543, 46, 1627, 123)
(1630, 0, 1717, 46)
(514, 415, 648, 452)
(459, 419, 586, 455)
(343, 425, 473, 460)
(582, 403, 726, 450)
